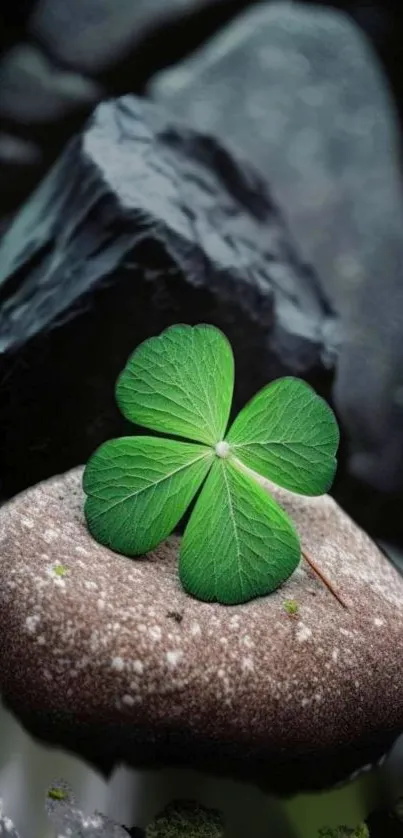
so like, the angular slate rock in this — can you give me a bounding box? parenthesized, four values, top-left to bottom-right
(0, 95, 334, 498)
(152, 2, 403, 493)
(0, 467, 402, 795)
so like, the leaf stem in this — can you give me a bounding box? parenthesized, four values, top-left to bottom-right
(301, 547, 348, 610)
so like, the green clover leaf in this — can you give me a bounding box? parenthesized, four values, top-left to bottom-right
(83, 324, 339, 605)
(179, 459, 300, 604)
(116, 324, 234, 445)
(226, 377, 339, 495)
(84, 436, 213, 555)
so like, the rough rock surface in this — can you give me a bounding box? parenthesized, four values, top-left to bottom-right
(152, 2, 403, 493)
(0, 95, 334, 498)
(1, 468, 402, 795)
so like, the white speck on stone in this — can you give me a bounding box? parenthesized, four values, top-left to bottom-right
(166, 650, 183, 668)
(149, 625, 162, 642)
(315, 693, 322, 702)
(293, 562, 306, 579)
(132, 659, 144, 675)
(296, 623, 312, 643)
(374, 617, 384, 627)
(332, 648, 339, 662)
(21, 517, 34, 529)
(97, 599, 106, 610)
(242, 657, 255, 672)
(25, 614, 41, 633)
(301, 697, 310, 707)
(84, 815, 103, 829)
(75, 545, 90, 556)
(122, 694, 135, 706)
(220, 637, 228, 645)
(242, 634, 254, 648)
(111, 656, 125, 672)
(52, 576, 66, 588)
(138, 624, 147, 632)
(36, 635, 46, 645)
(43, 527, 58, 543)
(190, 622, 201, 636)
(229, 616, 240, 630)
(221, 677, 231, 694)
(84, 580, 98, 590)
(90, 630, 100, 652)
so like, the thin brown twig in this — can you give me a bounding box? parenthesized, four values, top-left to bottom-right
(301, 547, 348, 610)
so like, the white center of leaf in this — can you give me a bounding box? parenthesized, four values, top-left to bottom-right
(215, 441, 231, 458)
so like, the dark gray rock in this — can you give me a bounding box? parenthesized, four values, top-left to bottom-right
(151, 1, 403, 493)
(30, 0, 244, 77)
(0, 95, 334, 498)
(0, 43, 102, 126)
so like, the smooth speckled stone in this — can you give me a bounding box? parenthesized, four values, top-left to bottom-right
(0, 467, 403, 794)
